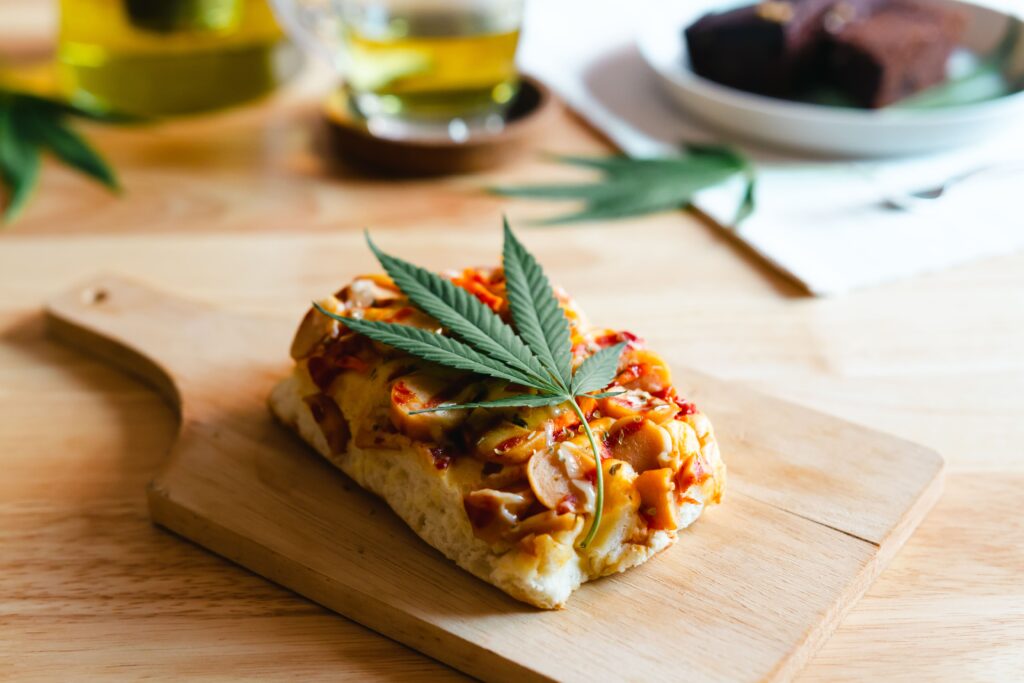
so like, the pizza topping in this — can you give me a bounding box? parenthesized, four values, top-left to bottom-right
(654, 385, 700, 418)
(389, 373, 474, 442)
(676, 402, 698, 417)
(527, 447, 576, 510)
(480, 463, 528, 490)
(475, 422, 548, 464)
(464, 488, 534, 530)
(350, 276, 402, 307)
(452, 268, 506, 313)
(429, 445, 452, 470)
(526, 444, 595, 514)
(676, 453, 712, 493)
(604, 416, 673, 473)
(635, 468, 678, 530)
(509, 510, 579, 540)
(302, 261, 719, 551)
(573, 329, 643, 362)
(597, 330, 640, 347)
(291, 304, 342, 360)
(615, 349, 672, 394)
(599, 389, 679, 423)
(303, 394, 350, 455)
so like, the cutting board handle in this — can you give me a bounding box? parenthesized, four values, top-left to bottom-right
(45, 275, 217, 410)
(45, 275, 287, 414)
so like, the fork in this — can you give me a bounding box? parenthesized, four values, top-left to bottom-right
(883, 162, 1024, 211)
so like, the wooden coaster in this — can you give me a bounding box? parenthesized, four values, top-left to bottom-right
(323, 75, 554, 176)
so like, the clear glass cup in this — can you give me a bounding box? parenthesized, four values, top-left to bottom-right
(271, 0, 525, 140)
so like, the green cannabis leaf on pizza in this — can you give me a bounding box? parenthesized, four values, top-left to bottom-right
(314, 219, 625, 547)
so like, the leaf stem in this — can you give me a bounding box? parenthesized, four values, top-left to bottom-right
(571, 397, 604, 549)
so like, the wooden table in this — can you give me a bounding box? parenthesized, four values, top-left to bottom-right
(2, 3, 1022, 681)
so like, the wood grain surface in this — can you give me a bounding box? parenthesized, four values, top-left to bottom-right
(42, 274, 942, 682)
(2, 2, 1023, 681)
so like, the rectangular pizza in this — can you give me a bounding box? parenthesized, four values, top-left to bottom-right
(269, 228, 725, 609)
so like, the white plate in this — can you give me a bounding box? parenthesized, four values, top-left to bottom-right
(637, 0, 1024, 157)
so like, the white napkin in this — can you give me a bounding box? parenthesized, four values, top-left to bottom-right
(518, 0, 1024, 296)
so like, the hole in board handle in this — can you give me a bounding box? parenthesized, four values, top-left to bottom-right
(81, 287, 109, 305)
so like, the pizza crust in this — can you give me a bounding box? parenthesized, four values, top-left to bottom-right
(269, 367, 720, 609)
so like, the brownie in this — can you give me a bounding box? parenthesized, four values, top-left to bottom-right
(827, 0, 967, 107)
(685, 0, 882, 96)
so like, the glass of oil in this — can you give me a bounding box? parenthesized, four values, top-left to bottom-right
(58, 0, 298, 116)
(271, 0, 523, 140)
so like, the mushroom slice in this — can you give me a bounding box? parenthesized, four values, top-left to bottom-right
(475, 422, 548, 465)
(635, 467, 678, 531)
(389, 372, 474, 442)
(526, 445, 592, 513)
(463, 487, 536, 543)
(616, 349, 673, 394)
(605, 416, 672, 474)
(291, 303, 343, 360)
(510, 510, 579, 540)
(479, 463, 529, 490)
(302, 393, 350, 455)
(599, 389, 679, 423)
(341, 276, 402, 308)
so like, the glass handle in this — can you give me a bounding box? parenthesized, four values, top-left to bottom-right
(268, 0, 346, 72)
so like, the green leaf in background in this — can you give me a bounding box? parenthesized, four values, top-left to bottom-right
(0, 102, 41, 223)
(24, 113, 119, 191)
(897, 18, 1023, 110)
(13, 90, 144, 124)
(0, 87, 126, 225)
(490, 144, 755, 226)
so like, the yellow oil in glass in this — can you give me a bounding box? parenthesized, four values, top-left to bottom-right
(343, 10, 520, 120)
(58, 0, 291, 116)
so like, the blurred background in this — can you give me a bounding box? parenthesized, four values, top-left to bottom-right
(1, 1, 1023, 681)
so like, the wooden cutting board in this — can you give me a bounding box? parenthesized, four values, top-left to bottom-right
(44, 275, 944, 683)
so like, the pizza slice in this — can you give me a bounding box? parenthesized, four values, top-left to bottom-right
(269, 229, 725, 609)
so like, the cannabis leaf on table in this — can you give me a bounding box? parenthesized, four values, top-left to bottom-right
(489, 143, 756, 226)
(313, 219, 626, 547)
(0, 89, 127, 224)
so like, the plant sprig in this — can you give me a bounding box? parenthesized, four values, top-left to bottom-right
(489, 144, 756, 227)
(313, 218, 627, 548)
(0, 88, 127, 224)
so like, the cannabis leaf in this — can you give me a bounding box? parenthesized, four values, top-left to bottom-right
(310, 311, 534, 386)
(572, 342, 628, 396)
(314, 219, 627, 547)
(365, 233, 554, 390)
(410, 394, 568, 413)
(502, 218, 574, 387)
(0, 88, 126, 225)
(490, 144, 756, 227)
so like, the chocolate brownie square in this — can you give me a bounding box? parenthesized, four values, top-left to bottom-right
(685, 0, 881, 96)
(827, 0, 967, 107)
